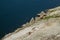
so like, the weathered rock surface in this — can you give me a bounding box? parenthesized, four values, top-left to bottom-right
(1, 6, 60, 40)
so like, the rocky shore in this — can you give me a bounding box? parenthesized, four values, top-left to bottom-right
(1, 6, 60, 40)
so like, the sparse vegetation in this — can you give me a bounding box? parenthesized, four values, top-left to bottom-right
(43, 14, 60, 20)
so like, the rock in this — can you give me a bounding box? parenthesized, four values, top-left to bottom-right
(29, 18, 35, 25)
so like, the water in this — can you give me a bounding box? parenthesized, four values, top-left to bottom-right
(0, 0, 60, 38)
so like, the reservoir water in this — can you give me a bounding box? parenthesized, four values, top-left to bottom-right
(0, 0, 60, 38)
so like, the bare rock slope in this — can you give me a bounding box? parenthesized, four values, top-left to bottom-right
(1, 6, 60, 40)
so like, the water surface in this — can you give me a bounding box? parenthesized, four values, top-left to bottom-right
(0, 0, 60, 38)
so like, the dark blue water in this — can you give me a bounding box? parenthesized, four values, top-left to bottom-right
(0, 0, 60, 38)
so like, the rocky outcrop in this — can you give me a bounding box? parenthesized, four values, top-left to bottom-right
(1, 6, 60, 40)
